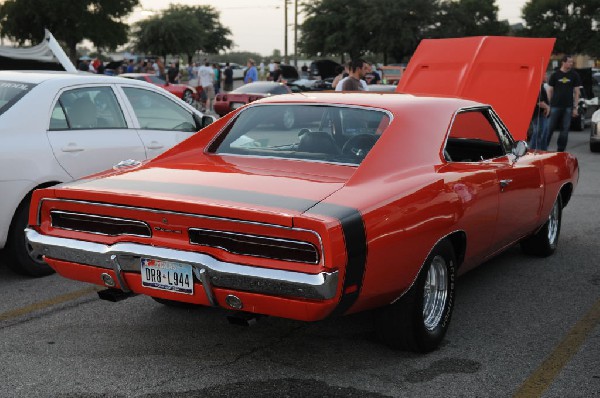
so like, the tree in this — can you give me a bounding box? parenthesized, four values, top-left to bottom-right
(133, 5, 232, 64)
(300, 0, 371, 61)
(365, 0, 440, 64)
(520, 0, 600, 57)
(432, 0, 509, 38)
(0, 0, 138, 62)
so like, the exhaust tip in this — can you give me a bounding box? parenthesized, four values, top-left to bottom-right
(225, 294, 243, 310)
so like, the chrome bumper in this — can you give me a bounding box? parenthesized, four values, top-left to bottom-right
(25, 229, 338, 301)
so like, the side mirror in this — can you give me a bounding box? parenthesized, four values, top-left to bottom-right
(512, 140, 528, 159)
(201, 115, 215, 128)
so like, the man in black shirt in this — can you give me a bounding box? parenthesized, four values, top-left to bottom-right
(545, 55, 581, 151)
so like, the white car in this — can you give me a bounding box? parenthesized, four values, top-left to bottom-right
(0, 71, 215, 276)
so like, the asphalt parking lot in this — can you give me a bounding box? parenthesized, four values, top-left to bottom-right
(0, 128, 598, 397)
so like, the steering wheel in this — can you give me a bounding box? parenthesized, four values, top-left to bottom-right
(341, 134, 379, 159)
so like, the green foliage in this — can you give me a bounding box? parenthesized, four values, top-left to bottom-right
(520, 0, 600, 56)
(0, 0, 138, 61)
(299, 0, 510, 63)
(133, 5, 232, 63)
(432, 0, 509, 38)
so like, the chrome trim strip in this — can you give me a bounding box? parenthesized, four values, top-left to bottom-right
(35, 199, 324, 264)
(189, 228, 319, 264)
(25, 228, 338, 301)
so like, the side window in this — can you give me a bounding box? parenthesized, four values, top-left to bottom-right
(53, 86, 127, 130)
(49, 102, 68, 129)
(445, 109, 505, 162)
(123, 87, 197, 132)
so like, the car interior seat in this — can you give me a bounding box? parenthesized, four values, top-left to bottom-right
(68, 96, 97, 128)
(297, 131, 341, 155)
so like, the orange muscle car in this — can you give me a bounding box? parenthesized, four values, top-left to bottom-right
(25, 37, 578, 352)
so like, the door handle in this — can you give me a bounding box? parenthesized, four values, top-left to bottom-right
(146, 141, 164, 150)
(61, 144, 84, 152)
(500, 179, 512, 191)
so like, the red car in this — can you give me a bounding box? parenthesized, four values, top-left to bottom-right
(25, 37, 578, 352)
(120, 73, 197, 106)
(214, 82, 291, 117)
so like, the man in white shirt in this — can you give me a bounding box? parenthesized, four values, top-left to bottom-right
(198, 60, 215, 112)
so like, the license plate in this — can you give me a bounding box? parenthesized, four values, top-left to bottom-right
(231, 102, 245, 109)
(141, 258, 193, 294)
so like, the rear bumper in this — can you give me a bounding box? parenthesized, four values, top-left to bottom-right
(25, 229, 339, 302)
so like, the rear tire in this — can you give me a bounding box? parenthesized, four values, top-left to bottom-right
(6, 196, 55, 277)
(375, 240, 456, 352)
(520, 195, 562, 257)
(590, 141, 600, 153)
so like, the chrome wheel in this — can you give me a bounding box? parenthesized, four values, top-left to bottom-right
(547, 199, 560, 246)
(423, 255, 448, 331)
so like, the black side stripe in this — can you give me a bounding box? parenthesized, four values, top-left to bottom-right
(306, 203, 367, 316)
(67, 178, 368, 315)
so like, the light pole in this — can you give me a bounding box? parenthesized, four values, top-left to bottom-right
(294, 0, 298, 68)
(284, 0, 288, 63)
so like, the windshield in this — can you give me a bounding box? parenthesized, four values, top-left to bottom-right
(233, 83, 288, 95)
(0, 81, 37, 116)
(212, 104, 391, 165)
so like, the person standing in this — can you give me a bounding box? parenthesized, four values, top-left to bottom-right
(528, 84, 550, 150)
(336, 59, 368, 91)
(545, 55, 582, 152)
(212, 63, 221, 95)
(244, 58, 258, 84)
(198, 60, 215, 112)
(223, 62, 234, 92)
(167, 61, 180, 84)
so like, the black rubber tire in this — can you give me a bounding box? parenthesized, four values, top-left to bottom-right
(570, 115, 584, 131)
(6, 196, 55, 277)
(520, 195, 562, 257)
(375, 240, 456, 352)
(590, 141, 600, 153)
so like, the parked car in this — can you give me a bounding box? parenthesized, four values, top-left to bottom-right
(379, 65, 405, 85)
(309, 59, 341, 80)
(219, 63, 246, 80)
(25, 37, 578, 352)
(120, 73, 197, 106)
(214, 82, 291, 116)
(0, 70, 215, 276)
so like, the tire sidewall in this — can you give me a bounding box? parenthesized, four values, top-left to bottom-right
(7, 197, 54, 277)
(412, 240, 457, 351)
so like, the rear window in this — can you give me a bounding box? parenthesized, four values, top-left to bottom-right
(0, 81, 37, 116)
(212, 104, 391, 165)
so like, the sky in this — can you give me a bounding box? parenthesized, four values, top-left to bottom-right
(132, 0, 529, 56)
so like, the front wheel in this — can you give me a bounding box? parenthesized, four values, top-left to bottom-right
(6, 196, 55, 277)
(375, 240, 456, 352)
(520, 195, 562, 257)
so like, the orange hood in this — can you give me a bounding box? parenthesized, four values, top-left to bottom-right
(397, 36, 555, 140)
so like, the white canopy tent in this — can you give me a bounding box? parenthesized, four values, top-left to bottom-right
(0, 29, 76, 72)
